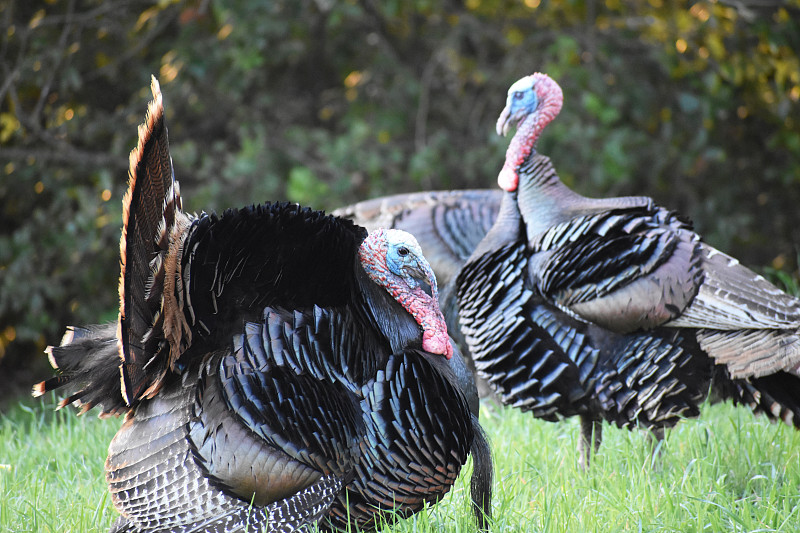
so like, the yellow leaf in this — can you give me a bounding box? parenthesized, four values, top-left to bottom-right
(95, 51, 111, 68)
(0, 112, 21, 144)
(506, 27, 524, 46)
(706, 34, 725, 59)
(135, 6, 160, 32)
(29, 9, 45, 29)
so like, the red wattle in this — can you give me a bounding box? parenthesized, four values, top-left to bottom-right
(498, 165, 518, 192)
(423, 331, 453, 359)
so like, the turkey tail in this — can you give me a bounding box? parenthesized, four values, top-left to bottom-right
(118, 76, 193, 405)
(728, 372, 800, 429)
(32, 324, 128, 417)
(469, 414, 493, 531)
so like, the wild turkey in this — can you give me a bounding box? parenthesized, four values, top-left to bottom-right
(33, 77, 492, 532)
(342, 73, 800, 468)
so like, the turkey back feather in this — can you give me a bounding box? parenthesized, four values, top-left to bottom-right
(722, 371, 800, 428)
(178, 203, 367, 356)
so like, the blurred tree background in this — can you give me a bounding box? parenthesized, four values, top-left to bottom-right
(1, 0, 799, 402)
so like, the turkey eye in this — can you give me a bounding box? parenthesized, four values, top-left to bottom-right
(398, 247, 409, 257)
(513, 91, 524, 100)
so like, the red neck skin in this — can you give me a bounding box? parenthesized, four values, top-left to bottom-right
(498, 74, 563, 192)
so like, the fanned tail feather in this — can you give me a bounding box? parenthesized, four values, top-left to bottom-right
(698, 328, 800, 379)
(118, 76, 193, 405)
(32, 324, 127, 417)
(720, 371, 800, 429)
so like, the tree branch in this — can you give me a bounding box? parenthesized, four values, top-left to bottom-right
(0, 146, 127, 170)
(31, 0, 78, 131)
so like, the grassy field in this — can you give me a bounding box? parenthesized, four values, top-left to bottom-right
(1, 395, 799, 533)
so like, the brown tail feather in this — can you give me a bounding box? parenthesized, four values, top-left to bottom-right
(118, 76, 193, 405)
(734, 372, 800, 428)
(32, 324, 127, 417)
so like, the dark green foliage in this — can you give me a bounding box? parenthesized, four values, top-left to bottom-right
(1, 0, 799, 399)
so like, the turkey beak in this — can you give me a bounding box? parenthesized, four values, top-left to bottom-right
(417, 278, 433, 298)
(405, 264, 437, 300)
(497, 105, 532, 137)
(496, 104, 512, 137)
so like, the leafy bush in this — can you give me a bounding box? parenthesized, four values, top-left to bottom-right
(2, 0, 799, 397)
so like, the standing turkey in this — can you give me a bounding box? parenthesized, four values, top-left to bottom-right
(34, 77, 492, 532)
(341, 73, 800, 468)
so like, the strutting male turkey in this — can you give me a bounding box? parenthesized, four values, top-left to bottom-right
(33, 77, 492, 532)
(340, 73, 800, 468)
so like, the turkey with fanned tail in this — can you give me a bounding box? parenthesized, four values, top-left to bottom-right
(33, 77, 492, 533)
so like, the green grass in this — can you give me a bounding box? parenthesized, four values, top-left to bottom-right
(0, 402, 118, 532)
(2, 397, 799, 532)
